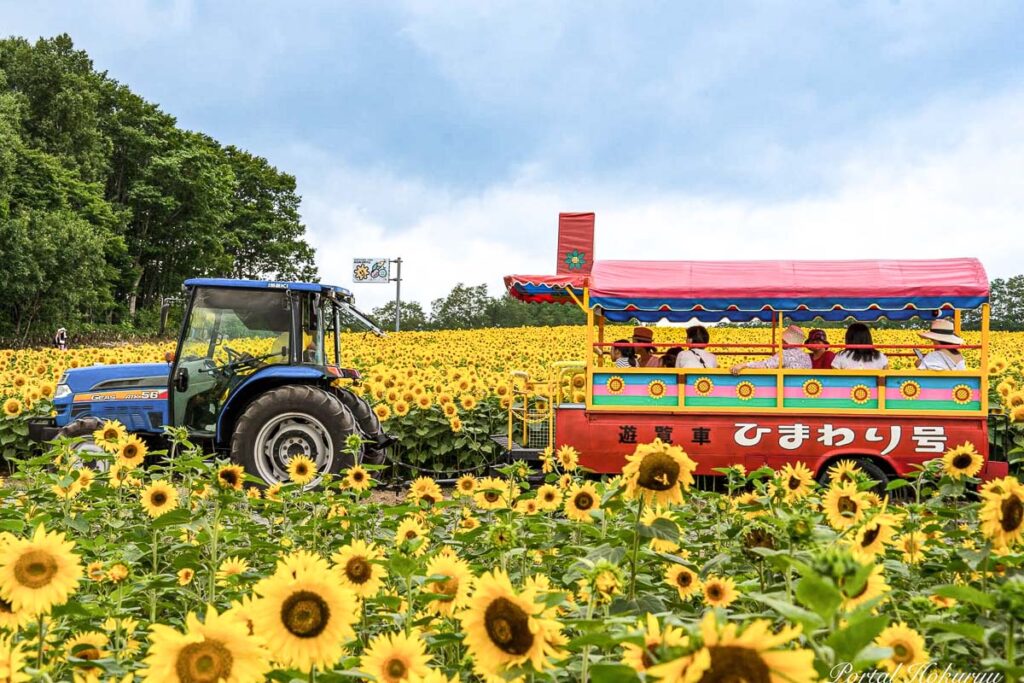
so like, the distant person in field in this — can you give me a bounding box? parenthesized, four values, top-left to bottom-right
(632, 327, 661, 367)
(806, 329, 835, 369)
(731, 325, 812, 373)
(53, 327, 68, 351)
(611, 339, 637, 367)
(916, 319, 966, 370)
(832, 323, 888, 369)
(676, 325, 718, 369)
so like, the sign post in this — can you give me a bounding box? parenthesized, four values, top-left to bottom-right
(352, 257, 404, 331)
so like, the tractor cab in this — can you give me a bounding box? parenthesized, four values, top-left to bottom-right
(35, 278, 389, 486)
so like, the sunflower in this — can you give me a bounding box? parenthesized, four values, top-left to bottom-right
(822, 481, 868, 530)
(839, 562, 890, 611)
(563, 482, 601, 523)
(778, 462, 815, 501)
(665, 564, 702, 600)
(92, 419, 127, 451)
(649, 611, 817, 683)
(345, 465, 372, 491)
(874, 622, 928, 679)
(641, 507, 679, 553)
(65, 630, 108, 675)
(535, 484, 563, 511)
(408, 477, 445, 505)
(449, 417, 463, 433)
(454, 474, 477, 498)
(458, 569, 564, 677)
(898, 532, 927, 565)
(216, 556, 250, 585)
(621, 438, 697, 507)
(177, 568, 195, 586)
(116, 434, 148, 469)
(849, 513, 899, 559)
(474, 477, 514, 510)
(140, 480, 179, 518)
(361, 629, 433, 682)
(107, 563, 129, 583)
(0, 595, 30, 631)
(251, 562, 358, 670)
(2, 398, 22, 419)
(460, 395, 477, 411)
(141, 605, 270, 682)
(621, 613, 687, 673)
(980, 476, 1024, 549)
(275, 549, 331, 580)
(217, 464, 245, 491)
(556, 445, 580, 471)
(287, 455, 317, 485)
(332, 539, 387, 598)
(394, 400, 411, 417)
(424, 549, 474, 617)
(826, 459, 861, 485)
(0, 525, 82, 615)
(395, 517, 430, 556)
(0, 634, 28, 683)
(702, 575, 738, 608)
(442, 402, 458, 418)
(374, 403, 392, 421)
(942, 442, 983, 480)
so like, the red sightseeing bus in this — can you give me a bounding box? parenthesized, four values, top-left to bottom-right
(500, 214, 1007, 487)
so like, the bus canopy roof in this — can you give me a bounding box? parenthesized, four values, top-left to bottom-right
(505, 258, 989, 323)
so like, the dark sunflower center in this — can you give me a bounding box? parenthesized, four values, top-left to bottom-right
(574, 492, 594, 510)
(421, 494, 436, 504)
(386, 658, 408, 679)
(745, 529, 774, 550)
(484, 597, 534, 656)
(433, 577, 458, 599)
(0, 597, 13, 614)
(14, 550, 58, 588)
(637, 452, 680, 491)
(221, 471, 238, 486)
(152, 492, 167, 506)
(952, 454, 973, 469)
(123, 445, 138, 459)
(1002, 494, 1024, 532)
(837, 496, 858, 515)
(405, 530, 418, 540)
(707, 585, 722, 600)
(862, 525, 881, 547)
(345, 557, 370, 584)
(484, 491, 500, 503)
(701, 645, 770, 683)
(103, 429, 118, 440)
(543, 492, 555, 502)
(72, 644, 102, 661)
(175, 639, 233, 683)
(676, 571, 693, 588)
(892, 642, 911, 663)
(281, 590, 330, 638)
(353, 471, 366, 483)
(296, 463, 308, 476)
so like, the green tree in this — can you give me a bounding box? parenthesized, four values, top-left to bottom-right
(372, 300, 429, 331)
(429, 283, 493, 329)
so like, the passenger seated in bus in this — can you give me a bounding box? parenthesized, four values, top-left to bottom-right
(916, 319, 966, 370)
(730, 325, 812, 374)
(632, 327, 661, 367)
(661, 346, 683, 367)
(676, 325, 718, 369)
(806, 329, 835, 369)
(611, 340, 637, 367)
(832, 323, 888, 369)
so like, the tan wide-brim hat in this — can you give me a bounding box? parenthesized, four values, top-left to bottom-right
(781, 324, 806, 345)
(919, 318, 964, 345)
(632, 326, 654, 342)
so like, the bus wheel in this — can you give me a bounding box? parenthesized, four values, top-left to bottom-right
(817, 457, 891, 496)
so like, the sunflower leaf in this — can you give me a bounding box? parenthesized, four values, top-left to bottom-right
(748, 591, 826, 632)
(795, 574, 842, 620)
(826, 614, 889, 662)
(932, 584, 995, 609)
(589, 663, 642, 683)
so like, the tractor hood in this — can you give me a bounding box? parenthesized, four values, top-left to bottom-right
(60, 362, 170, 394)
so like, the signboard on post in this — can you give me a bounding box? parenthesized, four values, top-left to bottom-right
(352, 258, 391, 284)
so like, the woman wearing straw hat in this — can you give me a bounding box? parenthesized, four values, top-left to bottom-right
(916, 318, 966, 371)
(731, 324, 812, 374)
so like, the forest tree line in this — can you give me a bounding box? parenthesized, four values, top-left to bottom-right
(0, 34, 316, 342)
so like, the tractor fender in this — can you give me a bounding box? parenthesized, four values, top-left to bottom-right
(216, 366, 333, 448)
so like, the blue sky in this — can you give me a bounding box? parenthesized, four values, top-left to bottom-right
(4, 1, 1024, 310)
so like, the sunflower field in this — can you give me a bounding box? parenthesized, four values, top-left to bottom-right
(2, 327, 1024, 682)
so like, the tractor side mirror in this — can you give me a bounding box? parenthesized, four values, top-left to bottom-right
(174, 367, 189, 392)
(165, 351, 176, 363)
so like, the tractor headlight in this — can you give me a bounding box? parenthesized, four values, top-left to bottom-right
(54, 383, 72, 400)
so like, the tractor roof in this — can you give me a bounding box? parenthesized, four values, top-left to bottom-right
(184, 278, 354, 301)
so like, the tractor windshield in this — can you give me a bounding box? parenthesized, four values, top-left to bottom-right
(180, 288, 291, 365)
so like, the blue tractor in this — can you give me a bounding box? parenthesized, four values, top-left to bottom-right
(29, 279, 390, 485)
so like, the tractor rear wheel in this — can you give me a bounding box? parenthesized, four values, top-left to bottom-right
(56, 417, 111, 470)
(335, 390, 388, 465)
(231, 385, 356, 487)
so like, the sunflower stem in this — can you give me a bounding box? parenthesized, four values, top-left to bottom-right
(208, 495, 221, 605)
(150, 525, 159, 623)
(581, 596, 596, 683)
(37, 613, 46, 672)
(628, 497, 645, 600)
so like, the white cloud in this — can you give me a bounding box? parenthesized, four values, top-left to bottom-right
(299, 86, 1024, 312)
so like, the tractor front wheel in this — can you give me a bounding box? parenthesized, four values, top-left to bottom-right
(56, 417, 111, 470)
(231, 385, 356, 487)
